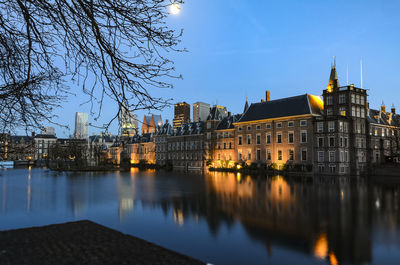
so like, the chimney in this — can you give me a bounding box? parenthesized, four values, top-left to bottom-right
(266, 90, 270, 102)
(261, 99, 265, 103)
(31, 132, 35, 137)
(391, 105, 396, 114)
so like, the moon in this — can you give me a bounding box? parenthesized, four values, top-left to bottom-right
(169, 3, 181, 15)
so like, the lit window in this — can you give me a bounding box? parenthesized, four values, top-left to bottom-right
(340, 107, 346, 116)
(278, 150, 282, 161)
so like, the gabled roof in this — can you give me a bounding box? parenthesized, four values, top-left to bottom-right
(156, 122, 173, 135)
(152, 115, 163, 127)
(367, 109, 400, 127)
(207, 106, 225, 121)
(237, 94, 323, 123)
(216, 114, 242, 130)
(172, 121, 204, 136)
(11, 136, 33, 143)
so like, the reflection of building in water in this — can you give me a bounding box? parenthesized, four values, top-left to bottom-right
(204, 173, 372, 265)
(116, 174, 136, 220)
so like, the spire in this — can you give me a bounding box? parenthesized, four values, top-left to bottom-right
(243, 97, 249, 113)
(327, 62, 340, 92)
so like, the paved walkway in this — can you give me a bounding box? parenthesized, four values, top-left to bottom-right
(0, 220, 205, 265)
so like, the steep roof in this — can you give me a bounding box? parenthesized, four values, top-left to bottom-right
(367, 109, 400, 127)
(152, 115, 163, 127)
(207, 106, 225, 121)
(237, 94, 323, 123)
(216, 114, 242, 130)
(172, 121, 204, 136)
(34, 134, 57, 139)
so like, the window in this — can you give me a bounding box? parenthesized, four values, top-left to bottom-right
(360, 95, 365, 105)
(256, 149, 261, 161)
(327, 96, 333, 105)
(266, 134, 271, 144)
(328, 121, 335, 132)
(276, 123, 282, 128)
(247, 150, 251, 160)
(329, 165, 336, 173)
(329, 137, 335, 147)
(288, 121, 294, 127)
(266, 123, 271, 129)
(327, 108, 333, 115)
(229, 142, 232, 149)
(340, 107, 346, 116)
(361, 108, 365, 118)
(266, 149, 271, 160)
(278, 150, 282, 160)
(301, 149, 307, 161)
(277, 133, 282, 143)
(223, 143, 226, 149)
(317, 122, 323, 133)
(256, 125, 261, 130)
(339, 121, 343, 132)
(356, 107, 360, 117)
(238, 136, 242, 145)
(247, 126, 251, 131)
(339, 94, 346, 104)
(329, 151, 335, 162)
(238, 127, 242, 131)
(207, 122, 211, 129)
(340, 151, 344, 162)
(318, 165, 325, 173)
(238, 151, 242, 160)
(289, 149, 294, 161)
(288, 132, 294, 143)
(300, 120, 307, 126)
(207, 132, 211, 139)
(256, 134, 261, 145)
(246, 135, 252, 145)
(344, 122, 349, 133)
(318, 151, 324, 162)
(318, 137, 324, 147)
(352, 106, 356, 117)
(351, 94, 355, 103)
(301, 131, 307, 143)
(356, 95, 360, 104)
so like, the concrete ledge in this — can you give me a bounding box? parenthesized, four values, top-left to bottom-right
(0, 220, 206, 265)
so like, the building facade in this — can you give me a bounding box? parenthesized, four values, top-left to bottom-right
(173, 102, 190, 130)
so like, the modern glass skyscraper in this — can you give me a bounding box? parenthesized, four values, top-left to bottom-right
(193, 102, 210, 122)
(74, 112, 89, 139)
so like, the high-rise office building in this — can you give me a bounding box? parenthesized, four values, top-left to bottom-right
(121, 107, 138, 136)
(173, 102, 190, 130)
(193, 102, 210, 122)
(74, 112, 89, 139)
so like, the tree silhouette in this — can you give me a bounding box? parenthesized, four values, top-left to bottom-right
(0, 0, 184, 132)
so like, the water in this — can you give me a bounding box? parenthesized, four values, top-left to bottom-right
(1, 168, 400, 265)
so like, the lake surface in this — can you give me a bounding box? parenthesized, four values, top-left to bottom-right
(1, 168, 400, 265)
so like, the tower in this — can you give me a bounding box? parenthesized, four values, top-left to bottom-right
(74, 112, 89, 139)
(173, 102, 190, 130)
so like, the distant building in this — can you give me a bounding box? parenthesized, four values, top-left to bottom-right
(74, 112, 89, 139)
(173, 102, 190, 130)
(193, 102, 210, 122)
(121, 107, 138, 136)
(34, 134, 57, 160)
(41, 127, 55, 135)
(141, 114, 162, 134)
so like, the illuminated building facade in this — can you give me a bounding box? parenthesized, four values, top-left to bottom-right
(154, 121, 173, 166)
(121, 107, 138, 136)
(233, 92, 322, 170)
(126, 133, 155, 164)
(173, 102, 190, 130)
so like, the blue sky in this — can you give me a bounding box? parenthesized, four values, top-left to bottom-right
(50, 0, 400, 137)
